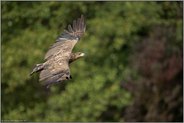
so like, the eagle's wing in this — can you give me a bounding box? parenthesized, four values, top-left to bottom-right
(45, 15, 86, 60)
(39, 15, 86, 86)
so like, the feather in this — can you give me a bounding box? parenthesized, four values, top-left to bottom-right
(68, 25, 73, 33)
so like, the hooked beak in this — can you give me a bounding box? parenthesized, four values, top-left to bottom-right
(80, 53, 85, 57)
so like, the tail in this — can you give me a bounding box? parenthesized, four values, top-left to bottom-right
(30, 63, 44, 76)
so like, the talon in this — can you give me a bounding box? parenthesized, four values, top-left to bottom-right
(66, 76, 69, 80)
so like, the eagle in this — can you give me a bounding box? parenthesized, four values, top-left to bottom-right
(30, 15, 86, 88)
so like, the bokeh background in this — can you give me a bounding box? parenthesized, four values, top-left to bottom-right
(2, 1, 183, 122)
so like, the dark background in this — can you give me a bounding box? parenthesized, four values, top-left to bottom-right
(2, 1, 183, 122)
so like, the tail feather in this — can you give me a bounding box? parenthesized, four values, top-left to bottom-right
(30, 63, 44, 75)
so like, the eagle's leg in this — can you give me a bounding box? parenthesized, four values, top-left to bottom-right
(65, 75, 72, 80)
(66, 76, 71, 80)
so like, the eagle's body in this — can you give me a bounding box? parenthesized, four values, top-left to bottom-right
(31, 15, 86, 88)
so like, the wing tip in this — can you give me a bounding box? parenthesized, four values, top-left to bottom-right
(56, 14, 86, 42)
(72, 14, 86, 32)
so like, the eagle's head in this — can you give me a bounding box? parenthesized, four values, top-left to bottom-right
(69, 52, 85, 64)
(75, 52, 85, 58)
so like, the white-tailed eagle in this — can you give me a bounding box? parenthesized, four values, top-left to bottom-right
(30, 15, 86, 88)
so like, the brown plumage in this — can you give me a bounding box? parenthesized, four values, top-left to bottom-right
(30, 15, 86, 88)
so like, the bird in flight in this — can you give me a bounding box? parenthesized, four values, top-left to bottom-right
(30, 15, 86, 88)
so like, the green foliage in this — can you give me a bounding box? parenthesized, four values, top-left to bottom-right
(2, 1, 182, 122)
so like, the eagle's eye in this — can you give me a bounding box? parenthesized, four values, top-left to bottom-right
(66, 76, 69, 80)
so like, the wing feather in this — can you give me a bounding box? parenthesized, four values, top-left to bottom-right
(73, 20, 77, 31)
(68, 25, 74, 33)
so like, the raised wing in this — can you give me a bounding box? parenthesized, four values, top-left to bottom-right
(39, 15, 86, 86)
(44, 15, 86, 60)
